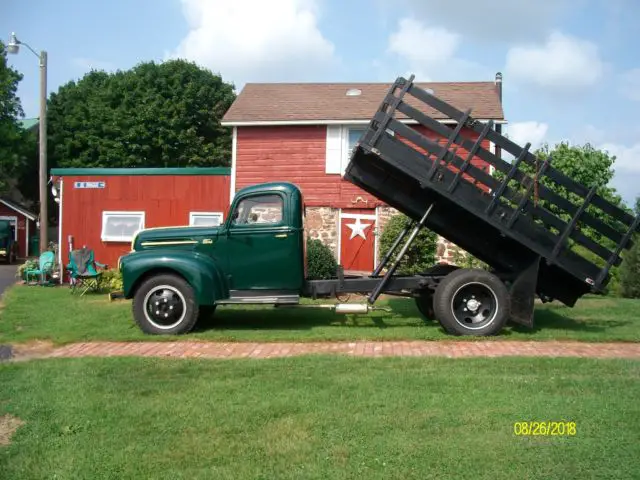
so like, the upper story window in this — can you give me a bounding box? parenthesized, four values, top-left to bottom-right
(102, 211, 145, 242)
(325, 125, 367, 175)
(231, 194, 283, 226)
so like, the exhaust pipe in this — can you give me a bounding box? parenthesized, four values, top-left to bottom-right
(334, 303, 370, 314)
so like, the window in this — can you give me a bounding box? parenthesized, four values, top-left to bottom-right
(231, 194, 283, 226)
(0, 216, 18, 241)
(326, 125, 395, 175)
(189, 212, 224, 227)
(347, 127, 366, 153)
(101, 211, 145, 242)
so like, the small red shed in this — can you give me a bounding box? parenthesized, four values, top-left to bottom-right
(0, 197, 37, 259)
(50, 167, 231, 280)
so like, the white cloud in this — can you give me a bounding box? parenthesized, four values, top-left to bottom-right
(506, 121, 549, 150)
(167, 0, 337, 89)
(398, 0, 578, 42)
(505, 32, 604, 90)
(619, 68, 640, 101)
(384, 18, 490, 81)
(600, 142, 640, 172)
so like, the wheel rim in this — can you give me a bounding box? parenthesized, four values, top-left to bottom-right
(450, 282, 498, 331)
(143, 285, 187, 330)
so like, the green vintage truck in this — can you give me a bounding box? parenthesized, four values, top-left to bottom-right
(0, 220, 18, 264)
(118, 76, 639, 337)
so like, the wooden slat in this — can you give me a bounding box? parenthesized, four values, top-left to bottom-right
(405, 82, 636, 227)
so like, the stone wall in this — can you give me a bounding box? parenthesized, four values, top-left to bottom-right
(304, 207, 339, 258)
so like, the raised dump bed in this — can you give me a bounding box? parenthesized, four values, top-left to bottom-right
(344, 75, 640, 310)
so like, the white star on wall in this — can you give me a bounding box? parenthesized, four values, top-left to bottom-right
(346, 217, 372, 240)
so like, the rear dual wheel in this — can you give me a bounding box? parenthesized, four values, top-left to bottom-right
(433, 268, 510, 336)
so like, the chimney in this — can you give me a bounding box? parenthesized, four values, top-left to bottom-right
(494, 72, 503, 160)
(495, 71, 503, 101)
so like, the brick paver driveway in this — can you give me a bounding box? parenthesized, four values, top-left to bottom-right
(0, 264, 17, 298)
(39, 340, 640, 360)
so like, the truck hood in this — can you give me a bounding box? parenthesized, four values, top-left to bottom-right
(132, 226, 220, 251)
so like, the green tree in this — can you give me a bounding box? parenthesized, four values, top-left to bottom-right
(0, 40, 28, 194)
(47, 59, 236, 169)
(378, 213, 438, 275)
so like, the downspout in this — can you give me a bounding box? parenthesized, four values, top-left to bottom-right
(495, 72, 503, 161)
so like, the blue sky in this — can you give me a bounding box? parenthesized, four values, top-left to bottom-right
(3, 0, 639, 206)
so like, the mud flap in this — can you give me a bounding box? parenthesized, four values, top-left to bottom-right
(508, 257, 540, 328)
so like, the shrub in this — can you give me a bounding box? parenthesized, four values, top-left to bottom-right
(15, 259, 38, 280)
(450, 248, 490, 270)
(620, 235, 640, 299)
(100, 268, 124, 292)
(378, 213, 438, 275)
(306, 238, 338, 279)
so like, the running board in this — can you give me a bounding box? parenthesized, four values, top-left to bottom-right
(216, 295, 300, 305)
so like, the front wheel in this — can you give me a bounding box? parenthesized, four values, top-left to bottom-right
(433, 268, 510, 336)
(132, 273, 198, 335)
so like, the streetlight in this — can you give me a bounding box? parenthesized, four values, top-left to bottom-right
(7, 32, 48, 253)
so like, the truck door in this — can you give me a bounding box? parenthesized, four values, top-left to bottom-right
(224, 192, 302, 292)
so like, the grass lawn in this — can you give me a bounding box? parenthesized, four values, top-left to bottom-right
(0, 284, 639, 345)
(1, 356, 639, 479)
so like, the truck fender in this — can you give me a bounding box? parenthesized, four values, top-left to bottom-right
(121, 251, 227, 305)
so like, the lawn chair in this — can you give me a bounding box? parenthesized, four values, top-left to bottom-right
(67, 247, 107, 296)
(23, 251, 56, 285)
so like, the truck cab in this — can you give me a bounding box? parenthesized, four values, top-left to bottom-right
(120, 182, 306, 334)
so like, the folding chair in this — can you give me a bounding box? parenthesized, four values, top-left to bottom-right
(24, 251, 56, 285)
(66, 247, 107, 296)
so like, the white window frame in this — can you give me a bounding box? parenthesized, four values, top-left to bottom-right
(342, 125, 368, 174)
(326, 125, 396, 176)
(0, 216, 18, 241)
(101, 211, 145, 242)
(189, 211, 224, 227)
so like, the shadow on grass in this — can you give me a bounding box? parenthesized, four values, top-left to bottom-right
(508, 307, 633, 334)
(192, 297, 428, 333)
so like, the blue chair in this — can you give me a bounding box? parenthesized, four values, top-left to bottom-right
(24, 251, 56, 285)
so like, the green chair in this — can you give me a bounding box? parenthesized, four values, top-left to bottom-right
(67, 247, 107, 296)
(24, 251, 56, 285)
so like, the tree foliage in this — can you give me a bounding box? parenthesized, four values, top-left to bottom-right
(619, 234, 640, 299)
(306, 238, 338, 279)
(47, 59, 236, 169)
(379, 213, 438, 275)
(0, 40, 29, 195)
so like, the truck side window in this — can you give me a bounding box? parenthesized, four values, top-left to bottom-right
(231, 194, 284, 225)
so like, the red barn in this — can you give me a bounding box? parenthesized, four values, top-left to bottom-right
(221, 76, 506, 272)
(50, 167, 230, 279)
(0, 197, 37, 259)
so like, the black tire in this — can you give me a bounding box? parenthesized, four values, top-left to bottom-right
(132, 273, 198, 335)
(433, 268, 510, 336)
(415, 292, 435, 321)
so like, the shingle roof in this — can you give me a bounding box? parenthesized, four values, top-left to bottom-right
(0, 197, 37, 220)
(221, 80, 504, 125)
(19, 118, 39, 130)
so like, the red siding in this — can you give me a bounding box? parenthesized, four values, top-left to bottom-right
(235, 125, 491, 208)
(0, 203, 35, 258)
(236, 126, 382, 208)
(57, 175, 230, 274)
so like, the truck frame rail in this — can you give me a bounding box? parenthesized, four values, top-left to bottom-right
(344, 75, 640, 307)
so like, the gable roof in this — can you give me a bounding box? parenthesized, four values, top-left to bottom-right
(221, 80, 504, 126)
(19, 118, 39, 131)
(0, 197, 37, 221)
